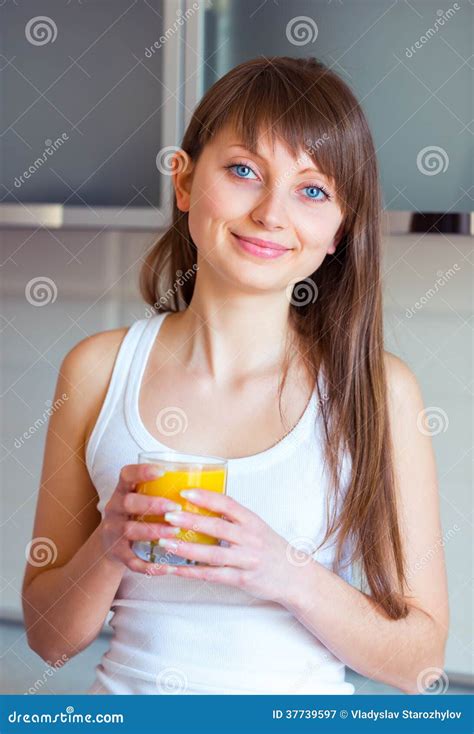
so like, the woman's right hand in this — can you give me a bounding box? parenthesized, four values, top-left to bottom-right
(100, 464, 183, 574)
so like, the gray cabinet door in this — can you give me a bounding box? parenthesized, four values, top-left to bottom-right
(188, 0, 473, 214)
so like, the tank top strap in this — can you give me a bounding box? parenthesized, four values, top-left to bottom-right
(125, 312, 168, 407)
(85, 315, 158, 472)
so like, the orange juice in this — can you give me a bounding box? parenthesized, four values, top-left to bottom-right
(135, 468, 227, 545)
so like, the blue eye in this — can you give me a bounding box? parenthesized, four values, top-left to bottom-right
(227, 163, 257, 179)
(303, 185, 329, 202)
(225, 161, 332, 203)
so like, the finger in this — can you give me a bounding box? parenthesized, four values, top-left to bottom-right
(123, 492, 183, 517)
(156, 538, 251, 567)
(162, 510, 242, 545)
(128, 556, 179, 576)
(169, 564, 243, 586)
(117, 463, 163, 492)
(123, 520, 181, 541)
(116, 545, 178, 576)
(179, 489, 254, 525)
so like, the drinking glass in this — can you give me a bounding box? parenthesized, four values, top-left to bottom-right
(132, 451, 228, 566)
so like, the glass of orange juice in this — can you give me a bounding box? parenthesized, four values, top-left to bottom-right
(132, 451, 228, 566)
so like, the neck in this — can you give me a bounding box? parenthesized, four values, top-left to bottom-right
(172, 286, 299, 387)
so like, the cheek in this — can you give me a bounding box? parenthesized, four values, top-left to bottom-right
(297, 206, 342, 245)
(189, 177, 246, 240)
(301, 249, 328, 277)
(191, 175, 234, 219)
(294, 212, 341, 269)
(295, 217, 327, 251)
(187, 177, 231, 250)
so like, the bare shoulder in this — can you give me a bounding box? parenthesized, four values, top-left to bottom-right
(383, 350, 418, 386)
(63, 326, 129, 373)
(61, 326, 130, 446)
(383, 350, 421, 406)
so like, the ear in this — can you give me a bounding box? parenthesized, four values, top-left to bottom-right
(328, 220, 345, 254)
(172, 149, 195, 212)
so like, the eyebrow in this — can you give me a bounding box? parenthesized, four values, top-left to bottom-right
(227, 143, 328, 178)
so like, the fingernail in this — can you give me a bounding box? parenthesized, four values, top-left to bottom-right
(146, 466, 164, 479)
(170, 526, 181, 535)
(164, 502, 182, 512)
(158, 538, 177, 548)
(164, 512, 181, 523)
(180, 489, 198, 500)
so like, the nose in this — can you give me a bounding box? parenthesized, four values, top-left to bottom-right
(250, 188, 288, 231)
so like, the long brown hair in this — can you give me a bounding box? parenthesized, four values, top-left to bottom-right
(140, 56, 410, 620)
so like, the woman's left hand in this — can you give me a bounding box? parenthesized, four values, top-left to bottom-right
(150, 488, 305, 607)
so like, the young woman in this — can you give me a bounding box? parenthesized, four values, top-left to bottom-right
(22, 56, 448, 695)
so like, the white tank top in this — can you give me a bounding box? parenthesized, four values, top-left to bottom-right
(86, 312, 355, 695)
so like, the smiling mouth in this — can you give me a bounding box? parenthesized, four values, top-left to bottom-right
(231, 233, 293, 261)
(231, 233, 291, 251)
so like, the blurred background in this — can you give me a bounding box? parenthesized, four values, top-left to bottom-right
(0, 0, 472, 695)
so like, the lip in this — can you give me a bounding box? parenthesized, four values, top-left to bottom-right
(232, 233, 292, 259)
(233, 233, 289, 250)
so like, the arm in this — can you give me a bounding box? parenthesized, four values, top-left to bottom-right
(281, 352, 449, 694)
(22, 329, 128, 663)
